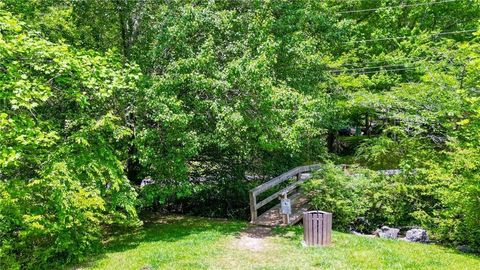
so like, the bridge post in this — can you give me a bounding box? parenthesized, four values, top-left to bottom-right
(280, 193, 290, 225)
(249, 191, 257, 222)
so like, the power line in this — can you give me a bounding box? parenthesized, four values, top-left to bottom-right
(329, 57, 456, 74)
(331, 50, 459, 67)
(332, 56, 424, 67)
(330, 55, 454, 71)
(329, 54, 458, 73)
(344, 29, 476, 44)
(329, 57, 472, 76)
(338, 0, 460, 14)
(336, 31, 475, 68)
(338, 66, 420, 75)
(330, 63, 416, 73)
(328, 30, 478, 75)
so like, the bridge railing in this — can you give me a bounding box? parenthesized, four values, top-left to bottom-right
(248, 164, 322, 223)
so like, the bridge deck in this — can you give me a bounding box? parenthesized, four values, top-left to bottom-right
(252, 192, 310, 227)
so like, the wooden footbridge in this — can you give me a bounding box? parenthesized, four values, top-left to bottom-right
(249, 164, 402, 226)
(249, 164, 322, 227)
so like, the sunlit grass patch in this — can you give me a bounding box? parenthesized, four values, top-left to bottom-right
(73, 215, 480, 270)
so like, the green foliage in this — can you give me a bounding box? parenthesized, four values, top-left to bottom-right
(0, 9, 140, 268)
(178, 177, 258, 219)
(134, 82, 199, 183)
(120, 1, 334, 209)
(143, 2, 331, 174)
(303, 164, 418, 232)
(304, 164, 448, 234)
(305, 160, 480, 250)
(426, 147, 480, 250)
(420, 41, 480, 250)
(350, 33, 480, 249)
(355, 128, 434, 170)
(304, 164, 375, 230)
(1, 0, 480, 267)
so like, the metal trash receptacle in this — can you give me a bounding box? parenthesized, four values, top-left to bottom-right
(303, 210, 332, 246)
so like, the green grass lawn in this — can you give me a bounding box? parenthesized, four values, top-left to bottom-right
(72, 215, 480, 270)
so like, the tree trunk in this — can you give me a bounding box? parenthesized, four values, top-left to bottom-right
(327, 130, 336, 153)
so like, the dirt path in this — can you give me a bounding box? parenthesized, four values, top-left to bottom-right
(230, 226, 273, 252)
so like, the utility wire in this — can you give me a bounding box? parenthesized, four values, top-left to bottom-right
(338, 0, 460, 14)
(329, 55, 456, 73)
(332, 56, 425, 67)
(329, 57, 448, 75)
(330, 57, 472, 75)
(330, 65, 420, 75)
(331, 32, 476, 71)
(344, 29, 476, 44)
(330, 63, 418, 73)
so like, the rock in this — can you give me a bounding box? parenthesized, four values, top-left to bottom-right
(351, 230, 363, 236)
(351, 230, 375, 238)
(457, 245, 475, 254)
(405, 228, 429, 243)
(374, 226, 400, 239)
(140, 177, 155, 187)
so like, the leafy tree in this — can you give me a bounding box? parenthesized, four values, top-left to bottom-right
(0, 9, 140, 268)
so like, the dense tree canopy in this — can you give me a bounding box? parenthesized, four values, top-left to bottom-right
(1, 0, 479, 268)
(0, 8, 143, 268)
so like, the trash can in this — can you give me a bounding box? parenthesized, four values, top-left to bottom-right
(303, 211, 332, 246)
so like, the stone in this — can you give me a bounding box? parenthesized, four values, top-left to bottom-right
(351, 230, 375, 238)
(405, 228, 429, 243)
(351, 230, 363, 236)
(140, 177, 155, 187)
(374, 226, 400, 239)
(457, 245, 475, 254)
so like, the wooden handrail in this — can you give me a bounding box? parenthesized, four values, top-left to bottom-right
(249, 164, 403, 224)
(250, 164, 322, 195)
(249, 164, 322, 222)
(255, 174, 311, 210)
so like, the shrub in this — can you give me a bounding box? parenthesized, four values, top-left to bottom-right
(303, 164, 435, 233)
(303, 164, 380, 231)
(303, 161, 480, 252)
(426, 146, 480, 251)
